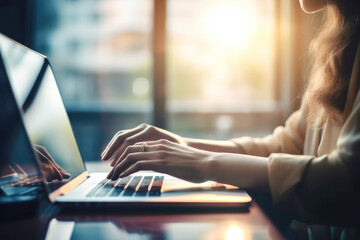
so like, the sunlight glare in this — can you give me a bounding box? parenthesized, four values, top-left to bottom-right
(201, 3, 257, 50)
(226, 225, 244, 240)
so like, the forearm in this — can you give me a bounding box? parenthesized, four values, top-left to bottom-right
(184, 137, 245, 154)
(206, 152, 270, 194)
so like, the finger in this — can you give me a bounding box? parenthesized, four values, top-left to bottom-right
(102, 124, 150, 160)
(109, 129, 149, 166)
(144, 139, 178, 148)
(110, 141, 142, 167)
(108, 151, 161, 180)
(105, 124, 162, 163)
(111, 144, 144, 168)
(111, 141, 169, 171)
(111, 140, 178, 171)
(102, 124, 147, 160)
(119, 160, 165, 178)
(101, 131, 124, 159)
(145, 139, 171, 145)
(120, 158, 203, 183)
(144, 139, 185, 155)
(108, 140, 181, 180)
(108, 152, 144, 180)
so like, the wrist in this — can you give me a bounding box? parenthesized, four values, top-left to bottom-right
(204, 152, 221, 183)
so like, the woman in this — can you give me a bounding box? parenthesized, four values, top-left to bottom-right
(102, 0, 360, 226)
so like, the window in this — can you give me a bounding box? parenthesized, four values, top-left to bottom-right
(34, 0, 152, 109)
(33, 0, 291, 160)
(167, 0, 278, 139)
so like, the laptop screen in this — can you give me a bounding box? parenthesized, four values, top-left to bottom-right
(0, 49, 42, 191)
(0, 34, 87, 193)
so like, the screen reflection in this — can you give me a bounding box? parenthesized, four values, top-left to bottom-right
(0, 34, 86, 192)
(45, 216, 273, 240)
(0, 48, 42, 196)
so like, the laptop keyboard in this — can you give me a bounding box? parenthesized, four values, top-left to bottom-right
(86, 175, 164, 198)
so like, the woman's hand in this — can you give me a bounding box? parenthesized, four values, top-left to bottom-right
(101, 123, 186, 166)
(101, 123, 270, 193)
(106, 139, 213, 183)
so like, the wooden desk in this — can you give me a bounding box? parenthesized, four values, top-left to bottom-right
(0, 162, 286, 240)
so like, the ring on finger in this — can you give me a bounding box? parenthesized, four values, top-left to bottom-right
(140, 142, 147, 152)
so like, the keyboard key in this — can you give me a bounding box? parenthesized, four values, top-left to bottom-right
(95, 182, 115, 197)
(85, 175, 163, 198)
(117, 176, 132, 188)
(152, 176, 164, 187)
(86, 179, 108, 197)
(149, 188, 161, 196)
(136, 176, 153, 196)
(123, 176, 142, 196)
(109, 186, 124, 197)
(149, 176, 163, 196)
(109, 177, 131, 197)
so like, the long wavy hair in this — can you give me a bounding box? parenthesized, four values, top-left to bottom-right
(304, 0, 360, 125)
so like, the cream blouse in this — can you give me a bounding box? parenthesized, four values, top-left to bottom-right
(232, 44, 360, 224)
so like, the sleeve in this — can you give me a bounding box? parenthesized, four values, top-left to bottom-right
(230, 106, 308, 157)
(269, 89, 360, 225)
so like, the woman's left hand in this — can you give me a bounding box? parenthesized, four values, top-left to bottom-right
(107, 139, 213, 183)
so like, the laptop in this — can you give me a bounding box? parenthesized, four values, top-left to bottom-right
(0, 33, 252, 208)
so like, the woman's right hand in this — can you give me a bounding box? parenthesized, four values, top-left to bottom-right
(101, 123, 186, 166)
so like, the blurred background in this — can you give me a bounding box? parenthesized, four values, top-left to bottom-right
(0, 0, 322, 161)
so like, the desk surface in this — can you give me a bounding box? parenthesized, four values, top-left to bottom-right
(0, 162, 286, 240)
